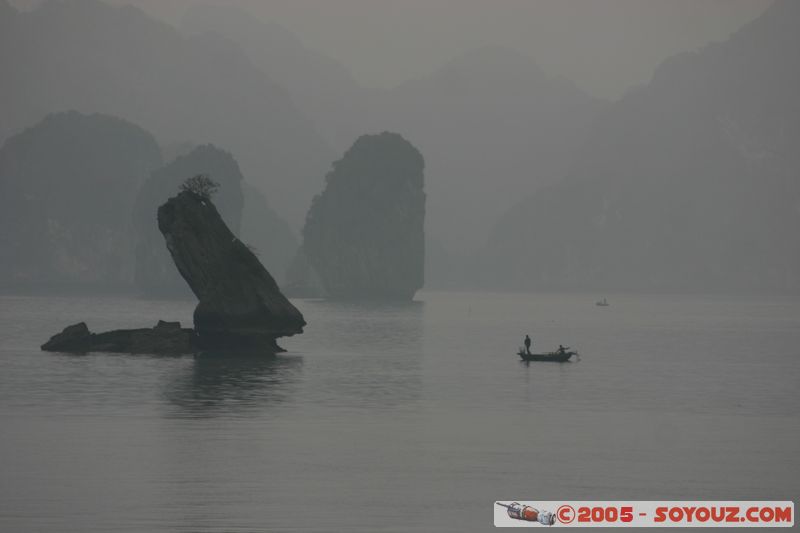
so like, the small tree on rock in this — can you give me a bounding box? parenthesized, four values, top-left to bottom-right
(180, 174, 219, 199)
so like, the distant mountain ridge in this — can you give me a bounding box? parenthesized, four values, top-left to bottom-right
(0, 0, 333, 228)
(481, 0, 800, 291)
(5, 0, 789, 293)
(177, 3, 605, 259)
(181, 3, 368, 152)
(376, 46, 604, 252)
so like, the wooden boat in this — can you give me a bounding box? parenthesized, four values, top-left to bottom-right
(518, 349, 577, 362)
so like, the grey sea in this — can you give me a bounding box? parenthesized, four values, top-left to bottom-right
(1, 291, 798, 532)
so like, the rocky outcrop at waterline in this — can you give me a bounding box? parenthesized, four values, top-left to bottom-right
(42, 321, 198, 355)
(302, 132, 426, 300)
(43, 191, 305, 355)
(158, 191, 305, 351)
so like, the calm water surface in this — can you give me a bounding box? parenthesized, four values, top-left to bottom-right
(1, 291, 798, 532)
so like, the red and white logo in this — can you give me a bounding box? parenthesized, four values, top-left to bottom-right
(494, 501, 794, 527)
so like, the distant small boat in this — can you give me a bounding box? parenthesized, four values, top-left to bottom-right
(596, 298, 609, 306)
(517, 349, 577, 362)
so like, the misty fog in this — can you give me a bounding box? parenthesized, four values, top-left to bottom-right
(0, 0, 796, 294)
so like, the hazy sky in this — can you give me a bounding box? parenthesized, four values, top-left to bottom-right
(82, 0, 774, 99)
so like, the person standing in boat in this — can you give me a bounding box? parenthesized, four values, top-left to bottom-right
(524, 335, 532, 355)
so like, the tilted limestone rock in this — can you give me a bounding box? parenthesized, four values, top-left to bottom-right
(158, 191, 305, 351)
(133, 144, 244, 296)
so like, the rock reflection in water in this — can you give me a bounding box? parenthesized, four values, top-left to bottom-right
(163, 353, 303, 417)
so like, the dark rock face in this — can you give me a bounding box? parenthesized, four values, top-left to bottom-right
(158, 191, 305, 351)
(133, 144, 244, 296)
(0, 111, 162, 289)
(41, 321, 198, 355)
(302, 132, 426, 300)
